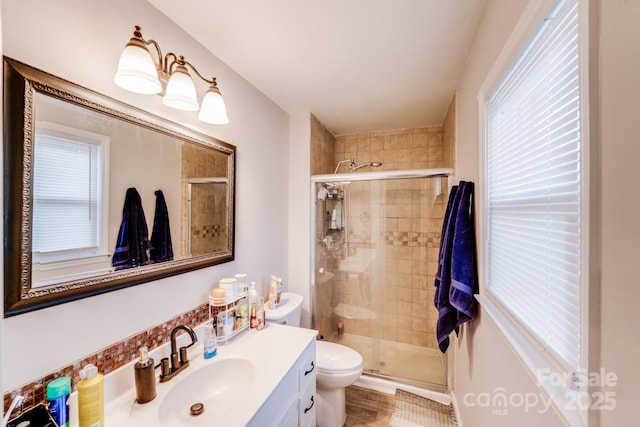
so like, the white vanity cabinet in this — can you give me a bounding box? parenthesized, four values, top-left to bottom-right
(297, 341, 316, 427)
(248, 339, 316, 427)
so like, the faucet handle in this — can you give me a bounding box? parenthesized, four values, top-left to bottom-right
(179, 346, 189, 364)
(160, 358, 171, 377)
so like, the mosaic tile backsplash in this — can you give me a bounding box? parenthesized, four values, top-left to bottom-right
(3, 302, 209, 419)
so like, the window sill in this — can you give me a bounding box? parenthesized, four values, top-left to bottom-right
(32, 252, 113, 287)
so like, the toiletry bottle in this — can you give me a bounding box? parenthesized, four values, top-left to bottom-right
(134, 347, 157, 403)
(250, 305, 258, 329)
(77, 364, 104, 427)
(235, 273, 248, 294)
(257, 297, 265, 330)
(276, 277, 283, 305)
(203, 321, 218, 359)
(268, 276, 277, 309)
(46, 376, 71, 427)
(248, 282, 258, 309)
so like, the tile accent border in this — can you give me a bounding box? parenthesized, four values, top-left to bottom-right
(3, 302, 209, 418)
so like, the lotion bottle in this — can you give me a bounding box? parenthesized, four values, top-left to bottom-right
(77, 364, 104, 427)
(248, 282, 258, 310)
(203, 321, 218, 359)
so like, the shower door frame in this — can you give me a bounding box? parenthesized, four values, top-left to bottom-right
(310, 168, 454, 390)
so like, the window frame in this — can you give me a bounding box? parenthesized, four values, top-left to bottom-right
(31, 121, 111, 287)
(476, 0, 592, 426)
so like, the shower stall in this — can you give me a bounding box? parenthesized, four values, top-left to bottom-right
(311, 168, 453, 389)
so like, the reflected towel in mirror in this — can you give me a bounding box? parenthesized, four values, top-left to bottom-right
(112, 187, 151, 270)
(150, 189, 174, 263)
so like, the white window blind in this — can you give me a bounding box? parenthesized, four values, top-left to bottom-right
(486, 0, 582, 373)
(33, 125, 103, 256)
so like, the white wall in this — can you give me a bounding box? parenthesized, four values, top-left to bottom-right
(598, 0, 640, 425)
(453, 0, 639, 425)
(1, 0, 289, 391)
(287, 113, 312, 327)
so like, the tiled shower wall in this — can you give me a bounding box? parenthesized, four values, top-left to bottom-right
(335, 125, 446, 172)
(189, 183, 228, 255)
(311, 94, 456, 353)
(180, 143, 229, 256)
(311, 113, 336, 175)
(333, 127, 448, 350)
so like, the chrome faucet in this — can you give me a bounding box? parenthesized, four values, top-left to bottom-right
(159, 324, 198, 382)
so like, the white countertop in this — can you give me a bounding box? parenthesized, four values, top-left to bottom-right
(67, 323, 317, 427)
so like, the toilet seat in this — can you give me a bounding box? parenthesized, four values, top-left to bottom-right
(316, 340, 363, 374)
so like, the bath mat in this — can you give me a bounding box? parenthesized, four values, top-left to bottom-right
(389, 389, 457, 427)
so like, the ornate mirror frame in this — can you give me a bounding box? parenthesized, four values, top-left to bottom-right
(3, 57, 236, 317)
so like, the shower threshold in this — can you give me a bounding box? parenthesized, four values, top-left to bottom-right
(355, 371, 451, 406)
(326, 332, 447, 387)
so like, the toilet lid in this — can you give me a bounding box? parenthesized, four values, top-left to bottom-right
(264, 292, 303, 321)
(316, 340, 363, 373)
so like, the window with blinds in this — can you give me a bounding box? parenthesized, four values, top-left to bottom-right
(485, 0, 583, 374)
(32, 122, 109, 262)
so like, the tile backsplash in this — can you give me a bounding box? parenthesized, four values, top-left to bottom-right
(3, 302, 209, 418)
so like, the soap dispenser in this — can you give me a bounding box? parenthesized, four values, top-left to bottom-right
(134, 347, 157, 404)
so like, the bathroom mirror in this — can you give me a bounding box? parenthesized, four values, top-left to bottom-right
(3, 57, 236, 317)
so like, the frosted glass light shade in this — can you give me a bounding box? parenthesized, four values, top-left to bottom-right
(114, 43, 162, 95)
(163, 65, 199, 111)
(197, 85, 229, 124)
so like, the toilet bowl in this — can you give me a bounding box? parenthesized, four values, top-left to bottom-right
(315, 340, 363, 427)
(264, 292, 363, 427)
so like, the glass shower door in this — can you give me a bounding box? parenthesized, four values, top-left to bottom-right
(313, 174, 448, 387)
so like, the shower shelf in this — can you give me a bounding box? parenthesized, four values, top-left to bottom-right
(208, 292, 250, 344)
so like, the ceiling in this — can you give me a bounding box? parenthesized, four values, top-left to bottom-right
(147, 0, 488, 135)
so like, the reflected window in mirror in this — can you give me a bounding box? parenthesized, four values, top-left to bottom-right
(32, 121, 111, 287)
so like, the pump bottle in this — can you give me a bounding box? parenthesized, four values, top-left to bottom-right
(77, 364, 104, 427)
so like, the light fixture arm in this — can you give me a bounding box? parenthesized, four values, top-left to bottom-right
(178, 58, 217, 86)
(129, 26, 164, 71)
(116, 26, 229, 124)
(125, 26, 219, 87)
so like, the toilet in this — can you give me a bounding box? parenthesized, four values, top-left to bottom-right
(264, 292, 363, 427)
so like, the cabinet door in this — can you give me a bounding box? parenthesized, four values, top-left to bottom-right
(298, 342, 316, 392)
(297, 341, 317, 427)
(298, 380, 316, 427)
(278, 396, 299, 427)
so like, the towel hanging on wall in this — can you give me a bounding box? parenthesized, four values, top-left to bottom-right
(150, 189, 174, 263)
(112, 187, 151, 270)
(434, 181, 478, 353)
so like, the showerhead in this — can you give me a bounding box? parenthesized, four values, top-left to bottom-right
(334, 158, 383, 173)
(350, 161, 383, 171)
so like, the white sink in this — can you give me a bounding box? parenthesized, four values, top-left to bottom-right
(129, 353, 264, 426)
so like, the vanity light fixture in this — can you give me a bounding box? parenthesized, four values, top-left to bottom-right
(114, 25, 229, 125)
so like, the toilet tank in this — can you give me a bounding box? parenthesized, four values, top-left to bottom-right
(264, 292, 303, 326)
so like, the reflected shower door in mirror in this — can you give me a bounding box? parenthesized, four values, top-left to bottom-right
(187, 178, 229, 257)
(3, 57, 236, 317)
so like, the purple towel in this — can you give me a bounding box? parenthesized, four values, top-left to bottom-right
(112, 187, 151, 270)
(450, 182, 478, 323)
(434, 181, 478, 353)
(150, 189, 174, 263)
